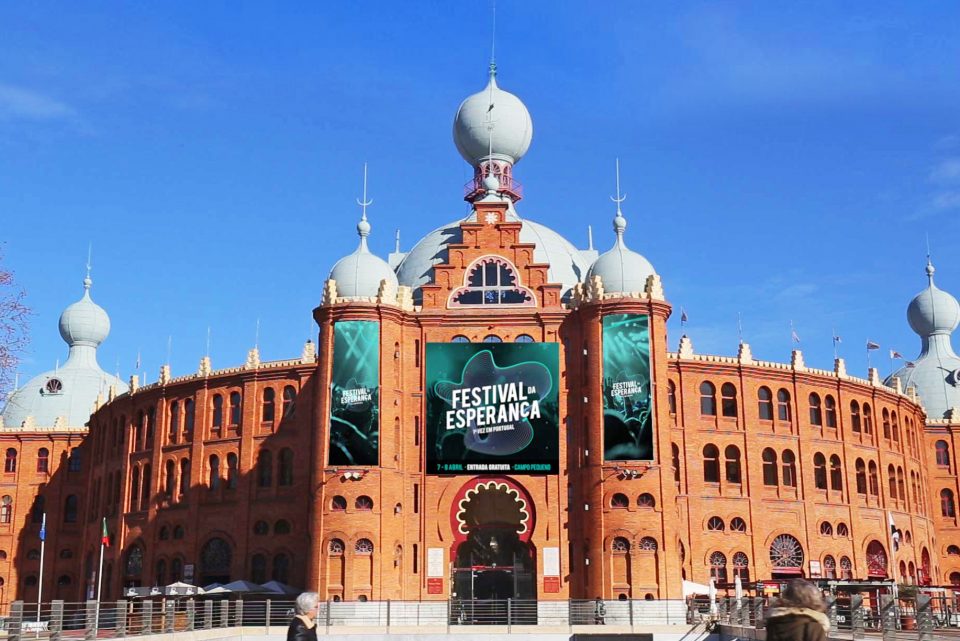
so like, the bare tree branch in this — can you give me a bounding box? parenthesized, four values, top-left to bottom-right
(0, 247, 30, 404)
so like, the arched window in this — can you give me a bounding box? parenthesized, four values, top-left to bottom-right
(777, 389, 791, 422)
(610, 493, 629, 508)
(140, 464, 151, 509)
(637, 493, 655, 508)
(733, 552, 750, 581)
(451, 335, 470, 343)
(253, 520, 269, 535)
(331, 496, 347, 511)
(829, 455, 843, 491)
(200, 537, 232, 584)
(820, 522, 833, 536)
(328, 539, 345, 555)
(184, 399, 195, 436)
(941, 489, 956, 517)
(274, 519, 291, 535)
(226, 453, 238, 490)
(707, 516, 725, 531)
(700, 382, 717, 416)
(159, 526, 170, 541)
(482, 335, 502, 343)
(671, 443, 681, 484)
(808, 393, 822, 426)
(888, 465, 897, 499)
(164, 460, 175, 497)
(125, 545, 144, 578)
(703, 445, 720, 483)
(782, 450, 797, 487)
(355, 495, 374, 510)
(639, 537, 658, 551)
(611, 536, 630, 552)
(4, 448, 17, 473)
(130, 468, 140, 511)
(134, 411, 144, 450)
(30, 495, 44, 523)
(866, 541, 888, 577)
(720, 383, 738, 418)
(897, 467, 906, 501)
(850, 401, 861, 433)
(948, 545, 960, 556)
(450, 256, 535, 306)
(278, 448, 294, 486)
(36, 448, 49, 473)
(724, 445, 741, 483)
(257, 450, 272, 487)
(667, 380, 677, 415)
(145, 407, 155, 445)
(882, 408, 891, 439)
(514, 334, 535, 343)
(891, 411, 899, 442)
(770, 534, 804, 570)
(262, 388, 275, 423)
(272, 553, 291, 583)
(757, 387, 773, 420)
(251, 554, 267, 584)
(355, 538, 374, 554)
(0, 496, 13, 524)
(155, 559, 166, 586)
(840, 556, 853, 579)
(762, 448, 778, 486)
(282, 386, 296, 420)
(710, 551, 728, 583)
(730, 517, 747, 532)
(229, 392, 241, 426)
(824, 395, 837, 428)
(862, 403, 873, 434)
(63, 495, 78, 523)
(209, 455, 220, 490)
(68, 447, 81, 472)
(813, 453, 827, 490)
(169, 401, 180, 443)
(852, 460, 866, 496)
(937, 440, 951, 468)
(212, 395, 223, 431)
(824, 555, 837, 579)
(171, 558, 182, 582)
(179, 458, 190, 496)
(868, 461, 879, 496)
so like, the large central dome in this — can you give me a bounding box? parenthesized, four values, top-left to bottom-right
(395, 212, 589, 303)
(453, 65, 533, 167)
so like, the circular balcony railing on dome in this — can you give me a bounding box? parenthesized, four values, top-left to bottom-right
(769, 534, 804, 572)
(464, 164, 524, 202)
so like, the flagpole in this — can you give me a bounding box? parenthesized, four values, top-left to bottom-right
(96, 538, 105, 602)
(887, 510, 900, 592)
(37, 513, 46, 622)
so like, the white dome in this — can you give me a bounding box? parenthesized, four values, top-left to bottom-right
(59, 277, 110, 347)
(328, 215, 399, 298)
(586, 214, 656, 294)
(907, 261, 960, 336)
(395, 211, 589, 302)
(453, 67, 533, 166)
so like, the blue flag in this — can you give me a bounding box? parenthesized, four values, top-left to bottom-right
(39, 513, 46, 542)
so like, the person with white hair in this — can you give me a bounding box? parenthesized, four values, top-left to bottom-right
(287, 591, 319, 641)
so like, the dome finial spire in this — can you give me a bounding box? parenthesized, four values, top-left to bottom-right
(610, 157, 627, 239)
(83, 242, 93, 291)
(356, 163, 373, 245)
(926, 233, 935, 285)
(489, 0, 497, 78)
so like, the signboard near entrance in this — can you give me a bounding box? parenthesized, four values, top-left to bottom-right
(544, 577, 561, 593)
(602, 314, 654, 461)
(425, 342, 560, 474)
(329, 321, 380, 466)
(427, 578, 443, 594)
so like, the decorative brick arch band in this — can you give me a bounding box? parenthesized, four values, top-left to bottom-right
(449, 476, 535, 545)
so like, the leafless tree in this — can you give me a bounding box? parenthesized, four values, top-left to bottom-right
(0, 248, 29, 405)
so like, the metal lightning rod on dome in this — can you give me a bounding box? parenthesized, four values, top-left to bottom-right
(357, 162, 373, 221)
(610, 158, 626, 216)
(86, 242, 93, 282)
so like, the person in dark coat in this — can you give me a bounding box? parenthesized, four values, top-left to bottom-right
(287, 591, 319, 641)
(765, 579, 829, 641)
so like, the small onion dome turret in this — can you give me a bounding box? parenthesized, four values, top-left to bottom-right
(907, 260, 960, 336)
(59, 276, 110, 347)
(328, 213, 398, 298)
(585, 210, 655, 295)
(453, 64, 533, 167)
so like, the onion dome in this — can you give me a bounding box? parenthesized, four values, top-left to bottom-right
(887, 258, 960, 419)
(328, 213, 398, 298)
(453, 64, 533, 167)
(2, 275, 126, 428)
(585, 210, 656, 295)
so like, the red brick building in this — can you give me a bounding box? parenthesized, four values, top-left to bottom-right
(1, 65, 956, 604)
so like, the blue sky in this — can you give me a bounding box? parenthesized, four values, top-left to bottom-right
(3, 2, 960, 386)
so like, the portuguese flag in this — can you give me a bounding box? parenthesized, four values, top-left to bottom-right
(101, 518, 110, 547)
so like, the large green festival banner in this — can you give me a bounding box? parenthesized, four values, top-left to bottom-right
(426, 342, 559, 475)
(602, 314, 655, 461)
(329, 321, 380, 466)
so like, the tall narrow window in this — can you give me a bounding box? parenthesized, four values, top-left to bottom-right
(278, 448, 294, 486)
(863, 404, 873, 434)
(758, 387, 773, 420)
(941, 489, 956, 518)
(667, 380, 677, 416)
(829, 455, 843, 491)
(703, 445, 720, 483)
(257, 450, 272, 487)
(145, 407, 155, 445)
(212, 395, 223, 432)
(227, 453, 238, 489)
(282, 386, 296, 419)
(855, 459, 867, 494)
(31, 495, 45, 523)
(782, 450, 797, 487)
(936, 441, 950, 468)
(808, 393, 822, 426)
(888, 465, 897, 499)
(3, 449, 15, 473)
(891, 412, 899, 442)
(672, 443, 681, 484)
(720, 383, 738, 418)
(777, 389, 791, 422)
(710, 551, 728, 583)
(36, 448, 49, 474)
(813, 453, 827, 490)
(229, 392, 241, 426)
(262, 388, 275, 423)
(868, 461, 879, 496)
(209, 455, 220, 490)
(762, 449, 778, 486)
(897, 467, 906, 501)
(183, 399, 195, 439)
(824, 395, 837, 428)
(700, 382, 717, 416)
(850, 401, 861, 433)
(169, 401, 180, 444)
(733, 552, 750, 582)
(164, 460, 175, 498)
(135, 411, 144, 450)
(882, 409, 891, 440)
(0, 496, 12, 523)
(130, 468, 140, 512)
(725, 445, 741, 484)
(64, 495, 78, 523)
(179, 458, 191, 496)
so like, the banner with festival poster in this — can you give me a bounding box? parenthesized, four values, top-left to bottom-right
(426, 342, 559, 474)
(602, 313, 654, 461)
(329, 321, 380, 466)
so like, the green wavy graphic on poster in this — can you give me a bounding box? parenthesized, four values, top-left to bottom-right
(426, 342, 559, 475)
(329, 321, 379, 466)
(602, 314, 654, 461)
